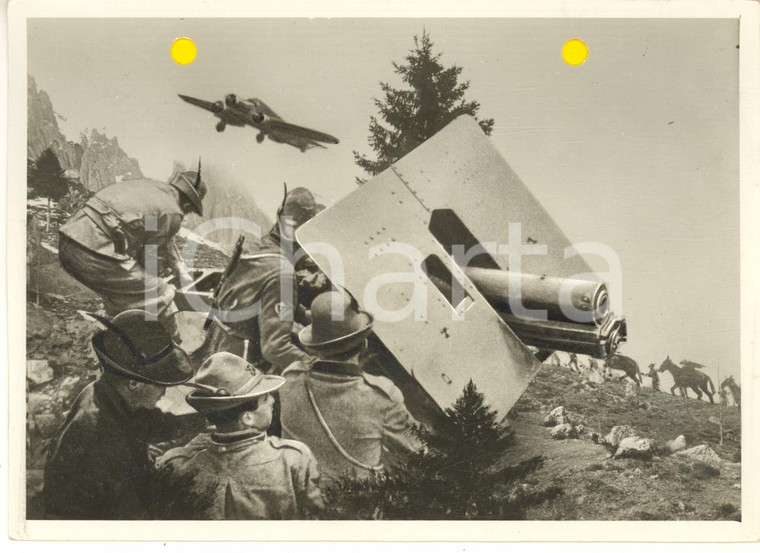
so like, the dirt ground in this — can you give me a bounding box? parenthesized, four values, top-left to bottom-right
(26, 296, 743, 521)
(24, 216, 742, 521)
(503, 367, 741, 520)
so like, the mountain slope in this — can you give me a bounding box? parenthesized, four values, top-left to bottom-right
(28, 74, 144, 191)
(28, 75, 272, 250)
(170, 161, 273, 250)
(25, 240, 742, 521)
(504, 365, 741, 520)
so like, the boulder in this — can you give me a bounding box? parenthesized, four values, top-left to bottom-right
(666, 435, 687, 453)
(27, 469, 45, 496)
(55, 374, 85, 405)
(27, 359, 54, 385)
(27, 392, 54, 415)
(549, 423, 578, 440)
(33, 413, 60, 438)
(614, 437, 655, 459)
(587, 369, 605, 384)
(603, 425, 639, 448)
(624, 380, 640, 398)
(542, 406, 570, 427)
(674, 445, 722, 465)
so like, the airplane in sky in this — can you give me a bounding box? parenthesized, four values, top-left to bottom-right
(178, 93, 340, 152)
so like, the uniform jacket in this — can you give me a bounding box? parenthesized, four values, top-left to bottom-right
(194, 235, 314, 373)
(159, 431, 323, 520)
(59, 179, 184, 273)
(279, 360, 421, 486)
(43, 378, 203, 520)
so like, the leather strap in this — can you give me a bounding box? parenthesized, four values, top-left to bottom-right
(304, 374, 383, 473)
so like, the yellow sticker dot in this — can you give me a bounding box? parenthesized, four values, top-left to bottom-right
(171, 37, 197, 65)
(562, 39, 588, 66)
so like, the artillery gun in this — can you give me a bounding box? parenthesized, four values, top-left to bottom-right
(172, 116, 627, 427)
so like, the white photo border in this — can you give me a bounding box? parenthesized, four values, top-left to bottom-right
(6, 0, 759, 542)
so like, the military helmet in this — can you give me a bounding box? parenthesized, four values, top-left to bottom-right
(169, 158, 207, 216)
(278, 186, 322, 228)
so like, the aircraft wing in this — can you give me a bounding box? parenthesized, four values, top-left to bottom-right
(267, 118, 340, 145)
(248, 98, 281, 120)
(300, 140, 327, 151)
(178, 94, 220, 113)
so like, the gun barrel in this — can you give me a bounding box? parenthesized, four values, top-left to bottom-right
(464, 267, 626, 357)
(465, 267, 609, 325)
(497, 311, 626, 358)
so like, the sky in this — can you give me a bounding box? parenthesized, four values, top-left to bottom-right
(27, 17, 740, 386)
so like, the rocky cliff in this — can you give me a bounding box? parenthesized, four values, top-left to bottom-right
(77, 130, 143, 191)
(27, 75, 143, 192)
(27, 75, 65, 161)
(28, 74, 271, 248)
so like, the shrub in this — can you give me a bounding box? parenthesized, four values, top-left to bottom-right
(148, 463, 218, 520)
(691, 462, 720, 480)
(320, 380, 560, 520)
(58, 178, 93, 218)
(713, 503, 740, 521)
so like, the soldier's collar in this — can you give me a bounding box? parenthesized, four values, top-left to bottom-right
(210, 428, 267, 445)
(265, 226, 281, 248)
(94, 377, 139, 421)
(312, 360, 363, 377)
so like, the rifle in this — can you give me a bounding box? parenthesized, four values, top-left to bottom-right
(203, 234, 246, 331)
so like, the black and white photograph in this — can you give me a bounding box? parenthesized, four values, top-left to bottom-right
(6, 0, 760, 542)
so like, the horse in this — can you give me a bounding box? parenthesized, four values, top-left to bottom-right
(657, 357, 715, 404)
(721, 375, 741, 410)
(604, 354, 642, 384)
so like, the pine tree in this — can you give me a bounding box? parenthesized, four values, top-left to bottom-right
(419, 379, 513, 485)
(320, 380, 561, 520)
(28, 147, 70, 231)
(354, 31, 495, 182)
(147, 463, 218, 520)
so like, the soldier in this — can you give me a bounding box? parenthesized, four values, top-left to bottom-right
(43, 310, 198, 520)
(159, 352, 323, 519)
(58, 162, 207, 341)
(279, 291, 421, 487)
(647, 362, 660, 392)
(193, 187, 321, 436)
(193, 186, 321, 373)
(568, 352, 580, 373)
